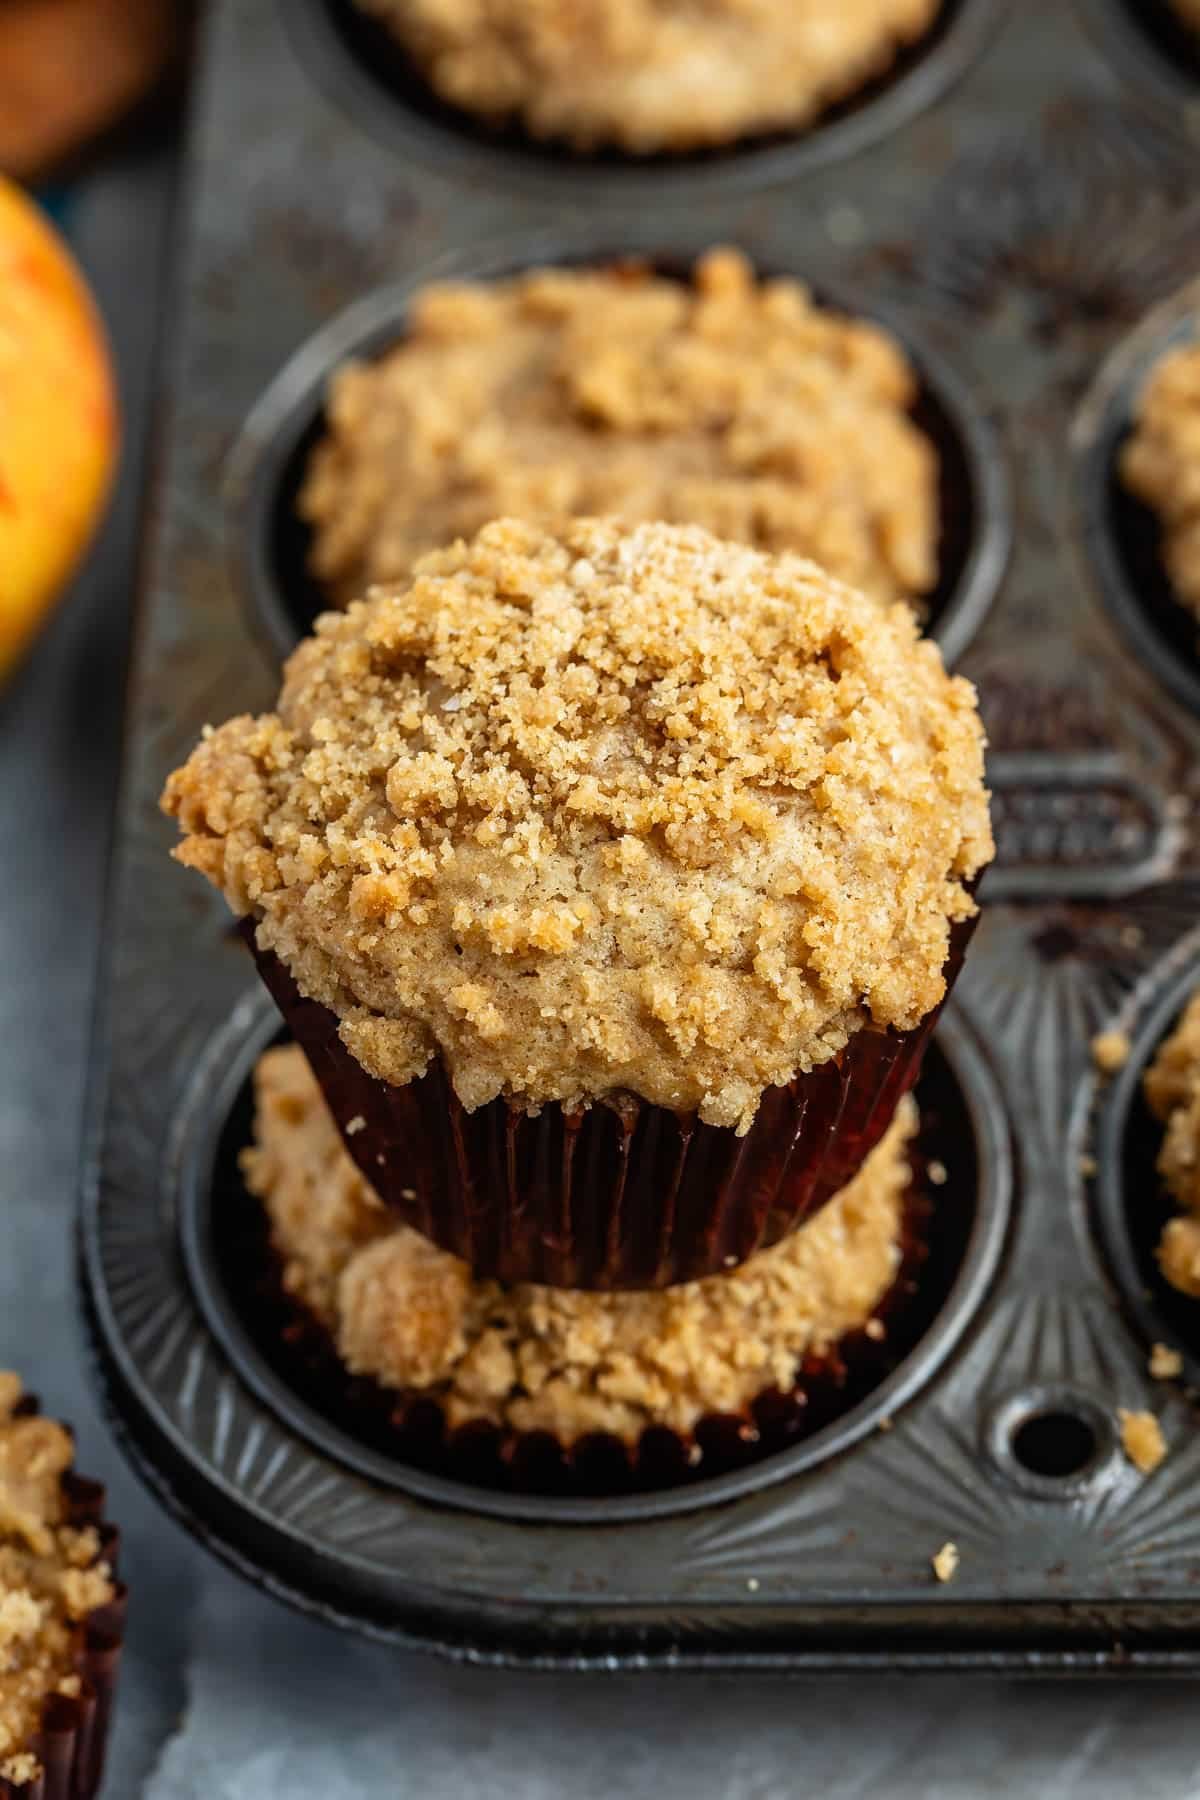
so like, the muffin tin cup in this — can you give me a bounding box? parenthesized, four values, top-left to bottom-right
(283, 0, 1009, 199)
(1072, 279, 1200, 718)
(223, 233, 1012, 673)
(0, 1401, 127, 1800)
(227, 1179, 933, 1499)
(1075, 0, 1200, 123)
(242, 913, 975, 1290)
(1092, 930, 1200, 1389)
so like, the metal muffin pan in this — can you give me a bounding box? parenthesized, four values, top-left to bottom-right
(1074, 282, 1200, 719)
(284, 0, 1010, 198)
(82, 0, 1200, 1667)
(1078, 0, 1200, 123)
(224, 231, 1012, 670)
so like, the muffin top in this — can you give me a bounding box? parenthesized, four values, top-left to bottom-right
(354, 0, 940, 153)
(1120, 335, 1200, 620)
(165, 518, 992, 1132)
(302, 249, 939, 614)
(0, 1376, 114, 1789)
(244, 1044, 916, 1442)
(1145, 987, 1200, 1299)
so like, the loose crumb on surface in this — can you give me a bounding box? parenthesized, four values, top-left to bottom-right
(301, 250, 941, 615)
(1093, 1030, 1132, 1076)
(163, 517, 991, 1132)
(242, 1044, 918, 1444)
(931, 1542, 959, 1583)
(927, 1159, 947, 1186)
(1119, 1408, 1167, 1475)
(1078, 1153, 1098, 1179)
(1149, 1343, 1183, 1381)
(351, 0, 943, 153)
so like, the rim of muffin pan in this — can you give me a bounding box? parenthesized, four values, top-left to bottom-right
(1092, 929, 1200, 1393)
(280, 0, 1010, 198)
(1076, 0, 1200, 122)
(1073, 279, 1200, 719)
(224, 233, 1013, 675)
(152, 1000, 1014, 1519)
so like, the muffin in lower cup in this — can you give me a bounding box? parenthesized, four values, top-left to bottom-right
(164, 517, 992, 1287)
(1119, 331, 1200, 630)
(0, 1377, 126, 1800)
(1144, 986, 1200, 1296)
(241, 1043, 924, 1490)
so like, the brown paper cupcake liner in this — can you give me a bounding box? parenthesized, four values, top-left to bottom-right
(243, 1180, 932, 1498)
(1, 1399, 127, 1800)
(242, 912, 975, 1289)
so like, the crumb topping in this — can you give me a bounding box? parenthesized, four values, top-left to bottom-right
(243, 1044, 916, 1442)
(1092, 1029, 1131, 1076)
(0, 1378, 114, 1776)
(931, 1541, 958, 1583)
(165, 518, 992, 1131)
(1118, 1408, 1167, 1475)
(301, 250, 939, 615)
(1149, 1342, 1183, 1381)
(1121, 335, 1200, 622)
(1145, 988, 1200, 1298)
(353, 0, 940, 152)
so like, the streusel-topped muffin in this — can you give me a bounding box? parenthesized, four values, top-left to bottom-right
(352, 0, 941, 153)
(302, 251, 939, 614)
(245, 1044, 917, 1442)
(1120, 336, 1200, 622)
(1145, 988, 1200, 1298)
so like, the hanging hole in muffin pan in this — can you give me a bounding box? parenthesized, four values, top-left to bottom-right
(224, 235, 1011, 672)
(168, 997, 1011, 1525)
(281, 0, 1007, 198)
(983, 1384, 1121, 1501)
(1073, 286, 1200, 719)
(1092, 936, 1200, 1391)
(1078, 0, 1200, 120)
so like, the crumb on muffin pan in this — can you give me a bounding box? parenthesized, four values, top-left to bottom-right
(299, 250, 940, 616)
(1120, 335, 1200, 624)
(163, 517, 991, 1134)
(349, 0, 944, 155)
(242, 1043, 917, 1443)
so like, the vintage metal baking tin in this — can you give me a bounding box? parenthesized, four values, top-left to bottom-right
(81, 0, 1200, 1668)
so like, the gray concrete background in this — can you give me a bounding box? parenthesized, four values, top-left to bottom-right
(1, 104, 1199, 1800)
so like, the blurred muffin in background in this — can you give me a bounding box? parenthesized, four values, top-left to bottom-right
(1171, 0, 1200, 35)
(1120, 335, 1200, 625)
(352, 0, 942, 153)
(302, 250, 940, 614)
(0, 0, 179, 181)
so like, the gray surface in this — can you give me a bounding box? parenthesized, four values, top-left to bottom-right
(3, 47, 1200, 1800)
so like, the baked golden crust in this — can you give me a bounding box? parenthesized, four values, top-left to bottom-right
(1145, 988, 1200, 1298)
(0, 1377, 114, 1787)
(243, 1044, 916, 1442)
(301, 250, 939, 614)
(1120, 337, 1200, 622)
(165, 518, 992, 1131)
(353, 0, 941, 153)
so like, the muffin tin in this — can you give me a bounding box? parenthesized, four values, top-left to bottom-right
(81, 0, 1200, 1667)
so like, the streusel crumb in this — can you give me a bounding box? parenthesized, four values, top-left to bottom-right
(1121, 336, 1200, 621)
(353, 0, 940, 153)
(243, 1044, 917, 1442)
(1119, 1408, 1167, 1475)
(0, 1378, 114, 1780)
(1144, 988, 1200, 1296)
(301, 251, 939, 616)
(1149, 1343, 1183, 1381)
(1092, 1030, 1131, 1076)
(931, 1542, 959, 1583)
(165, 518, 992, 1132)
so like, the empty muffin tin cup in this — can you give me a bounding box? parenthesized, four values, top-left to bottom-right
(242, 912, 977, 1291)
(1073, 279, 1200, 716)
(284, 0, 1008, 197)
(224, 235, 1011, 673)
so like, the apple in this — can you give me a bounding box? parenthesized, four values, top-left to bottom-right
(0, 175, 120, 683)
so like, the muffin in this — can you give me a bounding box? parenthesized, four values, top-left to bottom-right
(1144, 987, 1200, 1297)
(1171, 0, 1200, 35)
(301, 250, 939, 614)
(1120, 336, 1200, 624)
(0, 1376, 125, 1800)
(351, 0, 942, 154)
(243, 1043, 921, 1478)
(163, 517, 992, 1287)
